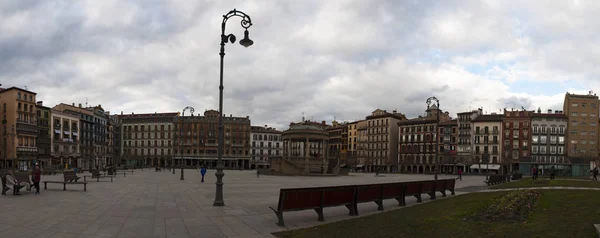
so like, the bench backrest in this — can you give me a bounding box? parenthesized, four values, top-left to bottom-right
(322, 186, 355, 207)
(404, 182, 422, 196)
(91, 169, 100, 176)
(0, 169, 9, 176)
(14, 173, 31, 183)
(64, 171, 78, 180)
(381, 182, 405, 199)
(420, 180, 435, 193)
(278, 188, 323, 211)
(356, 184, 382, 203)
(445, 178, 456, 190)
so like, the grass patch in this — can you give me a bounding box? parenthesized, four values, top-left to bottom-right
(491, 178, 600, 189)
(467, 190, 540, 223)
(273, 190, 600, 238)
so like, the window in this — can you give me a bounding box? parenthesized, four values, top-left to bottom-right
(591, 140, 597, 145)
(539, 146, 546, 154)
(572, 103, 578, 107)
(532, 146, 538, 154)
(582, 113, 588, 117)
(540, 136, 547, 144)
(572, 112, 578, 116)
(550, 146, 556, 154)
(581, 131, 588, 136)
(558, 146, 564, 154)
(532, 136, 539, 144)
(581, 140, 588, 145)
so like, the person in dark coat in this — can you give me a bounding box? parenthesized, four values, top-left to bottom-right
(550, 166, 556, 180)
(32, 165, 41, 194)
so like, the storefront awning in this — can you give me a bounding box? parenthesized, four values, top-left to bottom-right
(470, 164, 501, 170)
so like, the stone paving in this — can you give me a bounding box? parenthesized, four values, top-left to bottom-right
(0, 170, 489, 238)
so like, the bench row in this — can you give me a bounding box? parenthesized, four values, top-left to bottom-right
(270, 179, 456, 227)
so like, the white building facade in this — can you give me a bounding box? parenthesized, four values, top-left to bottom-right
(250, 126, 282, 169)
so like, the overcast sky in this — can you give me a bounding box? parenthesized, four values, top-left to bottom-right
(1, 0, 599, 130)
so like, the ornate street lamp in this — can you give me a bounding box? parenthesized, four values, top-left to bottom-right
(214, 9, 253, 207)
(426, 97, 440, 180)
(177, 106, 195, 174)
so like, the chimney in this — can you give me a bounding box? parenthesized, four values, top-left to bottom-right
(72, 103, 75, 106)
(36, 101, 43, 106)
(548, 109, 552, 114)
(555, 110, 559, 114)
(121, 111, 123, 115)
(230, 114, 232, 117)
(322, 120, 326, 125)
(393, 109, 397, 113)
(78, 103, 82, 108)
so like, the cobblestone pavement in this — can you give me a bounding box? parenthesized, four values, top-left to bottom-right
(0, 170, 489, 238)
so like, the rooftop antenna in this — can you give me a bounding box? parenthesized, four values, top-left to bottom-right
(24, 86, 28, 90)
(302, 112, 305, 122)
(86, 97, 88, 107)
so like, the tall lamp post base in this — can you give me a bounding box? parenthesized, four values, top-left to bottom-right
(180, 168, 184, 180)
(213, 167, 225, 206)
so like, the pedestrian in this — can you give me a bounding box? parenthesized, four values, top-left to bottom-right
(594, 167, 599, 181)
(457, 168, 462, 181)
(550, 166, 556, 180)
(532, 166, 537, 180)
(32, 165, 41, 194)
(200, 166, 207, 183)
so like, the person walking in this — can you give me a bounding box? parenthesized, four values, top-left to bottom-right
(456, 168, 462, 181)
(550, 166, 556, 180)
(594, 167, 599, 181)
(32, 165, 41, 194)
(532, 166, 538, 180)
(200, 166, 207, 183)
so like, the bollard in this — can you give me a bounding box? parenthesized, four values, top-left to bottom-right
(180, 168, 184, 180)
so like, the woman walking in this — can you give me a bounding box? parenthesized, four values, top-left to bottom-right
(32, 165, 41, 194)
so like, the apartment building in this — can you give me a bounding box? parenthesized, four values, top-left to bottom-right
(457, 109, 482, 166)
(173, 110, 251, 169)
(53, 103, 96, 168)
(355, 120, 368, 170)
(398, 117, 438, 174)
(36, 101, 52, 168)
(0, 87, 38, 170)
(109, 115, 121, 166)
(361, 109, 407, 173)
(326, 121, 348, 165)
(250, 125, 282, 169)
(50, 109, 80, 168)
(438, 119, 459, 173)
(471, 114, 503, 173)
(502, 109, 533, 173)
(529, 109, 570, 175)
(119, 112, 177, 167)
(346, 120, 360, 167)
(563, 92, 599, 164)
(87, 105, 109, 166)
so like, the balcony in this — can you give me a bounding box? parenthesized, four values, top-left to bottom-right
(205, 143, 218, 147)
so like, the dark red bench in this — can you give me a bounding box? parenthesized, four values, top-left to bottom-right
(270, 179, 457, 227)
(269, 186, 355, 227)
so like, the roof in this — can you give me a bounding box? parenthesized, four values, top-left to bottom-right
(439, 119, 458, 126)
(472, 114, 503, 122)
(118, 112, 179, 119)
(250, 126, 282, 133)
(397, 117, 438, 126)
(532, 113, 568, 119)
(0, 86, 37, 95)
(289, 124, 325, 131)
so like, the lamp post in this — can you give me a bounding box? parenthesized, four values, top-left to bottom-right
(178, 106, 195, 174)
(214, 9, 254, 207)
(426, 97, 440, 180)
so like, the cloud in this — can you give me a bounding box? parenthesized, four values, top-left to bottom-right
(0, 0, 598, 130)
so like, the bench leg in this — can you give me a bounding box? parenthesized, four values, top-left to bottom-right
(414, 194, 422, 203)
(44, 182, 47, 190)
(97, 177, 100, 182)
(429, 192, 436, 200)
(63, 183, 66, 191)
(345, 204, 357, 216)
(395, 197, 406, 206)
(374, 200, 384, 211)
(449, 189, 455, 195)
(273, 211, 284, 227)
(314, 208, 325, 222)
(84, 184, 87, 192)
(441, 190, 447, 197)
(111, 176, 113, 182)
(84, 177, 86, 181)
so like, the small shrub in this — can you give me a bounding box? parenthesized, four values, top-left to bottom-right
(468, 190, 541, 223)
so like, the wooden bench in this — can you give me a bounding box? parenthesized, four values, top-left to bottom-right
(83, 170, 113, 182)
(270, 179, 457, 226)
(155, 167, 162, 172)
(43, 171, 87, 191)
(13, 172, 33, 192)
(485, 175, 507, 185)
(0, 170, 10, 195)
(42, 168, 56, 175)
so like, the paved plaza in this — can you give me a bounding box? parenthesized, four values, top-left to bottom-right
(0, 170, 488, 238)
